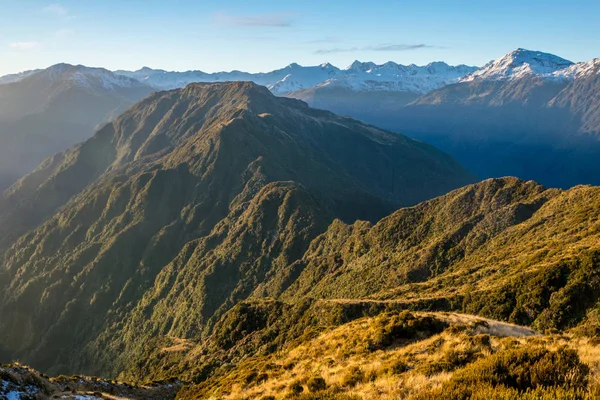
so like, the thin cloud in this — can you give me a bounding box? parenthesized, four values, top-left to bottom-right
(10, 41, 40, 50)
(54, 28, 75, 39)
(213, 11, 295, 27)
(304, 36, 340, 44)
(315, 43, 440, 54)
(43, 4, 71, 18)
(371, 44, 435, 51)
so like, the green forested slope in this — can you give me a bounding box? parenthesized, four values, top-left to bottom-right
(0, 81, 472, 377)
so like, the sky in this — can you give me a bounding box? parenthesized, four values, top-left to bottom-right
(1, 0, 599, 75)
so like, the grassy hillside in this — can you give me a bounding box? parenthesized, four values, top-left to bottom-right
(175, 310, 600, 399)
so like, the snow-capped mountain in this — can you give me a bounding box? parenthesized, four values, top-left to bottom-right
(36, 63, 151, 92)
(460, 48, 585, 82)
(317, 61, 477, 94)
(0, 64, 148, 92)
(115, 61, 476, 95)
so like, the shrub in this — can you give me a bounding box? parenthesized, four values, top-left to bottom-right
(370, 311, 447, 350)
(339, 366, 365, 387)
(306, 376, 327, 392)
(289, 380, 304, 394)
(283, 361, 296, 370)
(387, 359, 410, 375)
(418, 361, 454, 376)
(285, 388, 361, 399)
(448, 347, 588, 392)
(414, 383, 591, 400)
(243, 371, 258, 385)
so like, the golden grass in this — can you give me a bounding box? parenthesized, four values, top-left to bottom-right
(177, 311, 600, 400)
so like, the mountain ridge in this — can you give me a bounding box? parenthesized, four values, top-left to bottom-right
(0, 80, 473, 377)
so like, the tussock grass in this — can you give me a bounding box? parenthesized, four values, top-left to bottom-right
(176, 310, 600, 399)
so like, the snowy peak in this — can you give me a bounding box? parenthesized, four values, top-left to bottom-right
(345, 60, 377, 72)
(461, 48, 574, 82)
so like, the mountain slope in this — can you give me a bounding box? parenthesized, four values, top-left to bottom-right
(176, 310, 596, 400)
(549, 59, 600, 134)
(0, 81, 473, 376)
(282, 177, 600, 334)
(282, 62, 476, 125)
(283, 177, 556, 300)
(0, 64, 154, 188)
(77, 177, 600, 398)
(122, 177, 600, 391)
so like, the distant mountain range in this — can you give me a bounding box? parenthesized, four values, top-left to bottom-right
(1, 48, 600, 189)
(114, 61, 477, 95)
(0, 59, 476, 189)
(111, 49, 600, 190)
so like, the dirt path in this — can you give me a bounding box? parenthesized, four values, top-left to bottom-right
(422, 311, 539, 337)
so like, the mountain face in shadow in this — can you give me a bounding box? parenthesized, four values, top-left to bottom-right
(0, 64, 155, 189)
(390, 72, 600, 188)
(287, 51, 600, 189)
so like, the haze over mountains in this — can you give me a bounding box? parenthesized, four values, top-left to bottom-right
(0, 64, 153, 189)
(391, 49, 600, 188)
(2, 48, 600, 190)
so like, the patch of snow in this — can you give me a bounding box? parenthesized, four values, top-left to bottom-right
(5, 391, 21, 400)
(552, 58, 600, 80)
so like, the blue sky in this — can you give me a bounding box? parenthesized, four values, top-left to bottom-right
(1, 0, 599, 75)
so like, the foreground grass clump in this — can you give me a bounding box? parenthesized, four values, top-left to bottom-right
(415, 385, 595, 400)
(415, 347, 590, 399)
